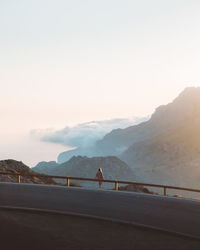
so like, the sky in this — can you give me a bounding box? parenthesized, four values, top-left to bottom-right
(1, 0, 200, 166)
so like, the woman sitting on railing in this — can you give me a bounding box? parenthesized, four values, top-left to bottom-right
(96, 168, 104, 189)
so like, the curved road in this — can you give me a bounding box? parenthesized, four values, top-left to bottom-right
(0, 183, 200, 238)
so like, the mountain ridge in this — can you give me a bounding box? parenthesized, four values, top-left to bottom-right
(55, 87, 200, 188)
(33, 155, 135, 188)
(58, 87, 200, 163)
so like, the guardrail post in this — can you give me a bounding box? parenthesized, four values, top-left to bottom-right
(1, 171, 199, 199)
(115, 181, 118, 191)
(164, 187, 167, 196)
(66, 177, 70, 187)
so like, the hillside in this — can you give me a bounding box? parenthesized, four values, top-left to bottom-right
(119, 87, 200, 187)
(0, 160, 56, 185)
(58, 88, 200, 164)
(34, 161, 59, 172)
(56, 87, 200, 188)
(57, 117, 149, 164)
(96, 87, 200, 156)
(33, 156, 135, 188)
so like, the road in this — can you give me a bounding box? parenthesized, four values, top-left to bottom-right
(0, 182, 200, 239)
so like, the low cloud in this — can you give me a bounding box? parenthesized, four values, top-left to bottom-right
(31, 117, 148, 148)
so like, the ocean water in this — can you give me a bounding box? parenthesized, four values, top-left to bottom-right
(0, 132, 69, 167)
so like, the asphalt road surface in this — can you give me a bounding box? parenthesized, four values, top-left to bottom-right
(0, 182, 200, 239)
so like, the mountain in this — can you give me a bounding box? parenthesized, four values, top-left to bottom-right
(116, 88, 200, 187)
(57, 117, 149, 164)
(0, 159, 56, 184)
(58, 147, 93, 164)
(33, 156, 135, 188)
(34, 161, 59, 172)
(55, 87, 200, 189)
(96, 87, 200, 157)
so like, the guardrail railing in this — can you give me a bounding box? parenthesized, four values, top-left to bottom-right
(0, 171, 200, 198)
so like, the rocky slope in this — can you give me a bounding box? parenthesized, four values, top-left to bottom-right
(0, 160, 56, 185)
(118, 184, 156, 194)
(119, 87, 200, 187)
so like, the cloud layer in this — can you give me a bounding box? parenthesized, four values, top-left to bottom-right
(31, 117, 148, 148)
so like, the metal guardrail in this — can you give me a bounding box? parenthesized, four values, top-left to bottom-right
(1, 171, 200, 197)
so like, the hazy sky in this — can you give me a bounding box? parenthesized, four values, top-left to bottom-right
(1, 0, 200, 165)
